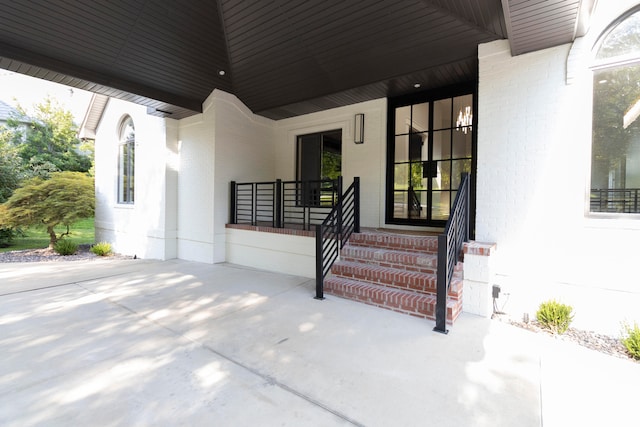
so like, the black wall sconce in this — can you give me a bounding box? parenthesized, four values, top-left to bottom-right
(354, 113, 364, 144)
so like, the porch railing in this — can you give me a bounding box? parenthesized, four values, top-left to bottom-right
(434, 173, 470, 334)
(590, 188, 640, 213)
(230, 179, 339, 230)
(315, 177, 360, 299)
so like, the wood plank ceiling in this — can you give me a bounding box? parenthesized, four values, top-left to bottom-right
(0, 0, 593, 120)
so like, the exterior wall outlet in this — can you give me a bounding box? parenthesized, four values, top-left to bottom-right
(492, 284, 501, 299)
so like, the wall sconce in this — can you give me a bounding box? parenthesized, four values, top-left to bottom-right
(354, 113, 364, 144)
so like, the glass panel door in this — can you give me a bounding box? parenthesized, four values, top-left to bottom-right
(392, 103, 428, 220)
(388, 90, 474, 226)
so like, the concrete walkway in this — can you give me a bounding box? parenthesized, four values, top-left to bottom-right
(0, 259, 637, 426)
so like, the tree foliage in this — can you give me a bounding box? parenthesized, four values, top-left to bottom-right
(6, 96, 92, 178)
(0, 172, 94, 248)
(0, 129, 23, 203)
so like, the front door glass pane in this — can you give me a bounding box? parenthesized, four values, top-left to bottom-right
(453, 127, 472, 158)
(394, 191, 408, 219)
(433, 130, 451, 161)
(395, 135, 409, 162)
(395, 106, 411, 134)
(431, 191, 450, 220)
(389, 90, 474, 224)
(433, 160, 450, 191)
(412, 103, 429, 132)
(434, 98, 452, 129)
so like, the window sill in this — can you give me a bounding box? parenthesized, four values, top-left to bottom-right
(584, 212, 640, 230)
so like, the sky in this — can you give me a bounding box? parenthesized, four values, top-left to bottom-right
(0, 70, 93, 124)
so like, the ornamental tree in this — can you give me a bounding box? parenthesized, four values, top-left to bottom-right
(1, 171, 94, 248)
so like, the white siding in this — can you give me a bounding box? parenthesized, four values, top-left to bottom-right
(176, 100, 216, 263)
(477, 37, 640, 334)
(94, 98, 177, 259)
(274, 99, 388, 229)
(226, 228, 315, 278)
(212, 91, 276, 263)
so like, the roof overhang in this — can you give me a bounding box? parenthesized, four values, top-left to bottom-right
(0, 1, 595, 121)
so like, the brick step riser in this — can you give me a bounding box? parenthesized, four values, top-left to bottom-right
(325, 279, 461, 323)
(339, 254, 437, 275)
(340, 254, 464, 276)
(347, 235, 438, 254)
(331, 263, 462, 300)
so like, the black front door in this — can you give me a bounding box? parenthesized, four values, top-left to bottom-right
(386, 86, 475, 227)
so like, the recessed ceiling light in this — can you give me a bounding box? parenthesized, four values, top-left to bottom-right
(414, 83, 421, 88)
(218, 70, 226, 76)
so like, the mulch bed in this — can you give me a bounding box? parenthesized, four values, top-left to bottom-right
(0, 244, 133, 263)
(492, 313, 637, 362)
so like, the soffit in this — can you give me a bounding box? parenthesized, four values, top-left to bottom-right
(0, 0, 591, 120)
(501, 0, 596, 55)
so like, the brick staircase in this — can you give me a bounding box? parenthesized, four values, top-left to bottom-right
(324, 229, 463, 324)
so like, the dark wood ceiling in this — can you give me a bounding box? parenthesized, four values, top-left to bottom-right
(0, 0, 593, 120)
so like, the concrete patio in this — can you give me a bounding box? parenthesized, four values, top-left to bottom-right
(0, 258, 637, 426)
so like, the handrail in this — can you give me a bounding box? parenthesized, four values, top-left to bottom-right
(434, 173, 470, 334)
(315, 177, 360, 299)
(409, 186, 422, 216)
(230, 178, 338, 230)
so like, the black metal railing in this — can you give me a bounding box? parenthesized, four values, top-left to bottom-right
(315, 177, 360, 299)
(409, 186, 422, 216)
(230, 179, 339, 230)
(434, 173, 470, 334)
(591, 188, 640, 213)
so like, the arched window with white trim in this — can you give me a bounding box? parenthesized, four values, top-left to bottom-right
(118, 116, 135, 204)
(591, 9, 640, 213)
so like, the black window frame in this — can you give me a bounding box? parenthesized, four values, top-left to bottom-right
(117, 116, 135, 205)
(386, 82, 477, 234)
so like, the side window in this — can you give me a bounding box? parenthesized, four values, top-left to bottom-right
(118, 116, 135, 204)
(296, 129, 342, 206)
(591, 9, 640, 213)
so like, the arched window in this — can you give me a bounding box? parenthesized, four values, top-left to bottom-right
(118, 116, 135, 204)
(591, 9, 640, 213)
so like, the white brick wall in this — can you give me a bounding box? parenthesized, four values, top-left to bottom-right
(477, 32, 640, 334)
(94, 98, 177, 260)
(274, 98, 388, 229)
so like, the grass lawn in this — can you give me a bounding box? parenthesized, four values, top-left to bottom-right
(0, 217, 95, 252)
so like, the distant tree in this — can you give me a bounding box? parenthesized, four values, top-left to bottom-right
(0, 171, 94, 248)
(6, 96, 91, 177)
(0, 204, 19, 247)
(0, 128, 23, 203)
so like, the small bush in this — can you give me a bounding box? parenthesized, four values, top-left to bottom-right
(621, 322, 640, 360)
(536, 300, 574, 334)
(0, 227, 17, 248)
(90, 241, 112, 256)
(54, 239, 78, 256)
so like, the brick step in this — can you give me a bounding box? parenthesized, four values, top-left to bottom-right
(331, 261, 462, 300)
(340, 245, 438, 274)
(324, 277, 462, 323)
(348, 231, 438, 254)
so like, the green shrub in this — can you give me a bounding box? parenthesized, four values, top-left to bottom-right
(54, 239, 78, 256)
(536, 300, 574, 334)
(0, 227, 17, 248)
(90, 241, 112, 256)
(621, 322, 640, 360)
